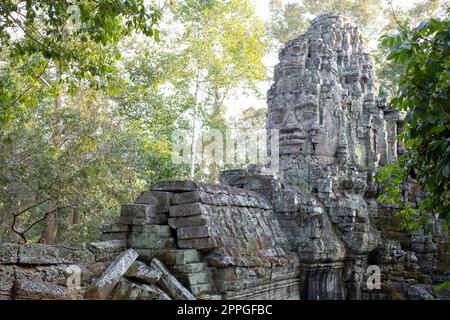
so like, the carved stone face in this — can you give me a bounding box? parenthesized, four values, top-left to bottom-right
(268, 85, 341, 158)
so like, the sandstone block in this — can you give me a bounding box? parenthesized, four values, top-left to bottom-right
(171, 262, 207, 274)
(128, 233, 174, 249)
(125, 261, 161, 284)
(178, 238, 217, 250)
(18, 244, 95, 265)
(169, 202, 211, 217)
(150, 258, 196, 300)
(174, 272, 210, 286)
(121, 203, 156, 218)
(86, 249, 138, 300)
(135, 191, 172, 213)
(177, 226, 212, 239)
(12, 279, 67, 300)
(168, 215, 207, 229)
(88, 240, 127, 262)
(0, 243, 19, 264)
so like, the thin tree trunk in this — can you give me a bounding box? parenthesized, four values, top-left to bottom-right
(72, 209, 80, 224)
(190, 71, 201, 179)
(45, 63, 61, 244)
(44, 206, 56, 244)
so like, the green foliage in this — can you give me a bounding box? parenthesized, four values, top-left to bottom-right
(0, 0, 267, 244)
(378, 14, 450, 229)
(267, 0, 382, 45)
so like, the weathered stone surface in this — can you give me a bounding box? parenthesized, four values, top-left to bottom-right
(18, 244, 95, 265)
(86, 249, 138, 300)
(128, 233, 174, 249)
(135, 191, 172, 213)
(12, 279, 67, 300)
(0, 265, 14, 299)
(150, 258, 196, 300)
(125, 261, 161, 284)
(169, 202, 211, 217)
(130, 224, 171, 236)
(178, 238, 218, 250)
(141, 284, 172, 300)
(168, 215, 207, 229)
(96, 13, 449, 302)
(171, 262, 207, 274)
(121, 203, 156, 218)
(174, 272, 210, 286)
(177, 226, 212, 239)
(0, 243, 19, 264)
(189, 283, 213, 296)
(88, 240, 127, 262)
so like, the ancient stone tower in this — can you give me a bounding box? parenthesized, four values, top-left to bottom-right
(98, 14, 447, 300)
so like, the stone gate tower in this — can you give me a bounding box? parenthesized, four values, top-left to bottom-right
(100, 14, 448, 300)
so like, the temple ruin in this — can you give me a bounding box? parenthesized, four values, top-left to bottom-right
(0, 14, 448, 300)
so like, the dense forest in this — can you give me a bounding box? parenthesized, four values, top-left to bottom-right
(0, 0, 448, 246)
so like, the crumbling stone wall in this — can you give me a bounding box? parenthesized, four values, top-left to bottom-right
(1, 14, 447, 301)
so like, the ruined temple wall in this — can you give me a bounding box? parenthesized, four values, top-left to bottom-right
(102, 181, 302, 300)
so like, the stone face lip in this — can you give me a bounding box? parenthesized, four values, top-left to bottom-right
(125, 261, 162, 285)
(150, 258, 196, 300)
(86, 248, 139, 300)
(12, 279, 67, 300)
(17, 243, 95, 265)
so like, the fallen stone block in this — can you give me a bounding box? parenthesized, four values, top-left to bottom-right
(88, 240, 127, 262)
(150, 258, 196, 300)
(135, 249, 167, 263)
(168, 215, 207, 229)
(18, 244, 95, 265)
(125, 261, 161, 284)
(111, 280, 131, 300)
(140, 284, 172, 300)
(12, 279, 67, 300)
(0, 243, 19, 264)
(178, 238, 217, 250)
(177, 226, 212, 239)
(86, 249, 138, 300)
(169, 202, 211, 217)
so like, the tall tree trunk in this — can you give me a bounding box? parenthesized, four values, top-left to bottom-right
(45, 63, 61, 244)
(190, 72, 201, 179)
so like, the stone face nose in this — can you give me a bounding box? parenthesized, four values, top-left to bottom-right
(282, 109, 299, 130)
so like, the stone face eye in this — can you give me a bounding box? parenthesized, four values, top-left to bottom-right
(295, 104, 317, 123)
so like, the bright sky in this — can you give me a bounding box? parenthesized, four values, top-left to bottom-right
(224, 0, 423, 119)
